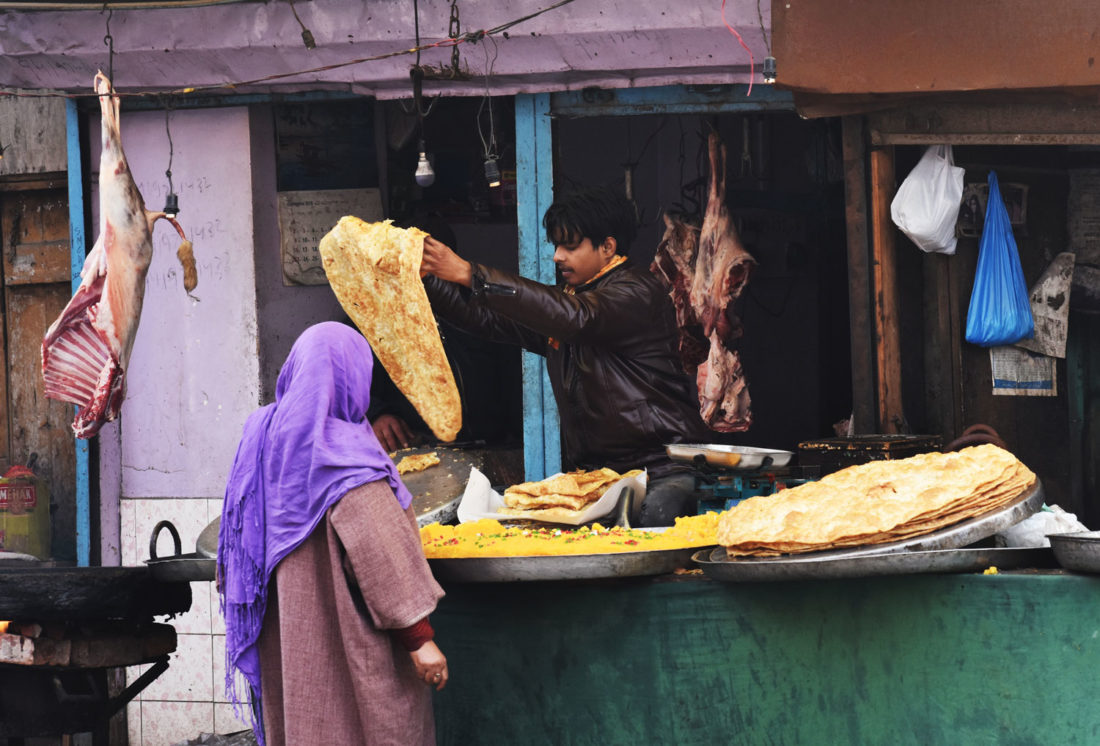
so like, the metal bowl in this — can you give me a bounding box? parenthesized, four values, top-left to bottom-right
(1048, 530, 1100, 574)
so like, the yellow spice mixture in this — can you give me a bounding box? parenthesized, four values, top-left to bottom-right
(420, 512, 722, 558)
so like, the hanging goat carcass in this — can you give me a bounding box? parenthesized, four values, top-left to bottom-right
(651, 131, 755, 432)
(41, 72, 196, 438)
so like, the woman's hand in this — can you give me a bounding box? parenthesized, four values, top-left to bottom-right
(410, 640, 449, 690)
(421, 236, 473, 287)
(372, 414, 417, 452)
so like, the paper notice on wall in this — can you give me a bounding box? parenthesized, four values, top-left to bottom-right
(1014, 252, 1075, 359)
(278, 188, 383, 285)
(990, 347, 1057, 397)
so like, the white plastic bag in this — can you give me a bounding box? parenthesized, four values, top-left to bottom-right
(995, 505, 1090, 548)
(890, 144, 965, 255)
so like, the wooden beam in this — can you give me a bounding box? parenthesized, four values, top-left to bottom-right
(869, 146, 904, 432)
(840, 117, 876, 433)
(921, 253, 963, 439)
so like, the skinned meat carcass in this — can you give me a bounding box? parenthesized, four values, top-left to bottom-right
(650, 131, 755, 432)
(41, 71, 196, 439)
(651, 213, 708, 370)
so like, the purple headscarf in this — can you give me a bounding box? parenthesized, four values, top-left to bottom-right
(217, 322, 412, 743)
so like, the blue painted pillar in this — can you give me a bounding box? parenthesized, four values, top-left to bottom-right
(65, 100, 91, 567)
(514, 93, 561, 481)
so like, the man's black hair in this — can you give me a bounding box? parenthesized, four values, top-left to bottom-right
(542, 186, 638, 257)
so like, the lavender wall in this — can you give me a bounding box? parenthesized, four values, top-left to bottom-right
(90, 106, 261, 502)
(249, 104, 346, 402)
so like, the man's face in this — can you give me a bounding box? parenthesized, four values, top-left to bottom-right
(553, 236, 615, 287)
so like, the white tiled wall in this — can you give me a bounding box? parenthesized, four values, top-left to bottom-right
(121, 497, 250, 746)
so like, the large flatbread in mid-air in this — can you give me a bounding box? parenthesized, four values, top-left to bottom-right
(320, 216, 461, 442)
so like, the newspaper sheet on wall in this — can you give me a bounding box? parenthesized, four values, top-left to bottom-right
(990, 347, 1056, 397)
(278, 188, 383, 285)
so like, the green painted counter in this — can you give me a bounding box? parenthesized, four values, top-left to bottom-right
(431, 571, 1100, 745)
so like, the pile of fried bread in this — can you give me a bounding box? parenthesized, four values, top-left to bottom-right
(498, 468, 642, 523)
(717, 444, 1036, 557)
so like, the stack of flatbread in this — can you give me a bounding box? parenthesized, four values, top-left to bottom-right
(320, 217, 461, 442)
(718, 444, 1036, 557)
(498, 468, 642, 523)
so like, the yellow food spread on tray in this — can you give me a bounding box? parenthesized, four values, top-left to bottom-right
(420, 512, 722, 558)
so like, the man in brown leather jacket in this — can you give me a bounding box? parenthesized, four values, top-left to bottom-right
(420, 186, 714, 526)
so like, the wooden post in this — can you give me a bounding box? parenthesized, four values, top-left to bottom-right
(841, 117, 876, 434)
(869, 145, 904, 433)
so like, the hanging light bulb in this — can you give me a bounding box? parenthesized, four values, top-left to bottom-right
(763, 56, 778, 84)
(414, 141, 436, 187)
(163, 191, 180, 218)
(483, 157, 501, 188)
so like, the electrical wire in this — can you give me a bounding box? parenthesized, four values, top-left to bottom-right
(0, 0, 579, 100)
(162, 95, 174, 196)
(476, 34, 499, 160)
(756, 0, 771, 55)
(623, 116, 666, 170)
(720, 0, 754, 96)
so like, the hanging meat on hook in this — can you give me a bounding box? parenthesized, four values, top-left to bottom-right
(651, 130, 755, 432)
(41, 71, 196, 439)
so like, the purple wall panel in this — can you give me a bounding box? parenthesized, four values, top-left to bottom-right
(249, 104, 345, 401)
(88, 106, 261, 500)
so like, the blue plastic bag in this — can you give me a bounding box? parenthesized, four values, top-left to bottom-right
(964, 171, 1034, 347)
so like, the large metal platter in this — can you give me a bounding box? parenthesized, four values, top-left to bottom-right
(428, 529, 701, 583)
(693, 546, 1056, 582)
(1049, 530, 1100, 574)
(697, 479, 1045, 580)
(197, 516, 219, 559)
(392, 446, 486, 527)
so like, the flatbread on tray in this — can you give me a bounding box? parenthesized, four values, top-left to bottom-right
(717, 444, 1036, 556)
(498, 468, 642, 522)
(320, 217, 461, 442)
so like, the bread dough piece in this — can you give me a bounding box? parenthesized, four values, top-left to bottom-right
(320, 217, 461, 441)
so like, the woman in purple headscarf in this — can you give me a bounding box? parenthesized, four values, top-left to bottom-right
(218, 322, 447, 746)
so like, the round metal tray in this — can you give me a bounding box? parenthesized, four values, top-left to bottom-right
(394, 446, 485, 528)
(693, 546, 1056, 582)
(1048, 530, 1100, 574)
(698, 479, 1045, 581)
(428, 529, 702, 583)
